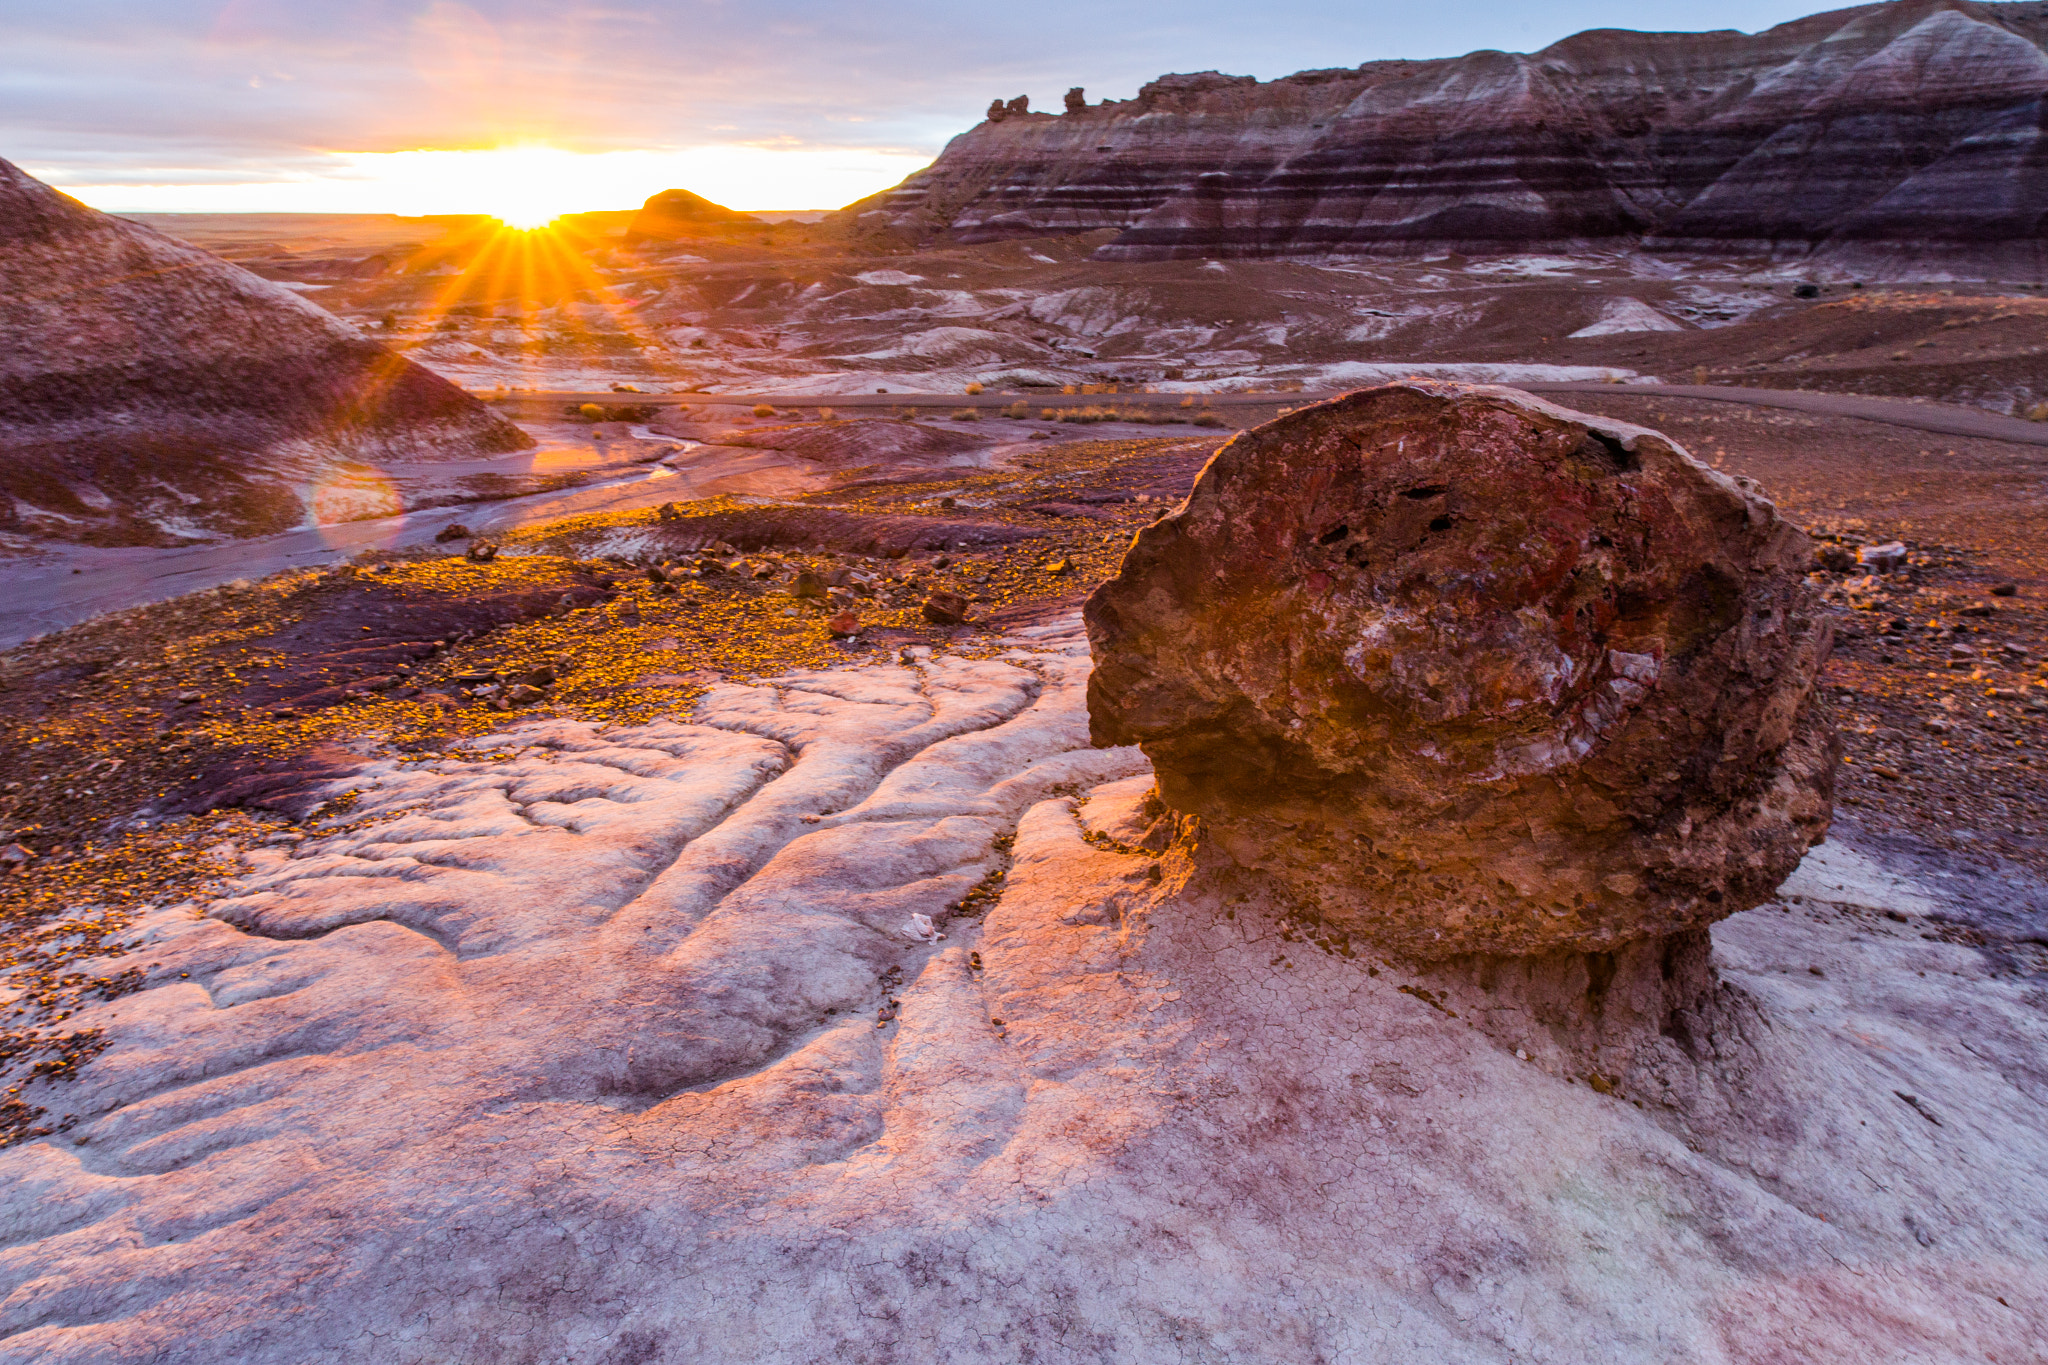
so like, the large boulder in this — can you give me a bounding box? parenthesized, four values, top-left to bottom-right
(1084, 381, 1836, 960)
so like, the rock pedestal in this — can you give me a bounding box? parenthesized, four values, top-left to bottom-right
(1085, 381, 1837, 960)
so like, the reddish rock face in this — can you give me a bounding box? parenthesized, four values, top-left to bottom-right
(1085, 381, 1837, 959)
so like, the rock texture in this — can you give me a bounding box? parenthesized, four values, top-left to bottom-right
(1084, 381, 1836, 959)
(1, 622, 2042, 1363)
(848, 0, 2048, 271)
(0, 160, 530, 546)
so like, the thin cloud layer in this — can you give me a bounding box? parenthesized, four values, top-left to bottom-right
(8, 0, 1827, 210)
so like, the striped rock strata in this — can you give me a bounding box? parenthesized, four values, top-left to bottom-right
(851, 0, 2048, 274)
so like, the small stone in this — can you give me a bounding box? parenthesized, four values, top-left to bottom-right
(825, 610, 861, 637)
(1813, 543, 1857, 573)
(465, 541, 498, 562)
(505, 684, 546, 704)
(1961, 604, 1994, 617)
(791, 570, 827, 600)
(1045, 558, 1073, 575)
(433, 523, 471, 543)
(175, 690, 203, 704)
(1991, 582, 2019, 596)
(2003, 641, 2029, 658)
(922, 592, 972, 625)
(0, 843, 34, 869)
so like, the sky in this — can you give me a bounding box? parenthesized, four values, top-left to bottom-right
(6, 0, 1840, 217)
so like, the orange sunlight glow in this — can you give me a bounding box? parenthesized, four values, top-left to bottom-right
(53, 144, 931, 218)
(394, 212, 669, 388)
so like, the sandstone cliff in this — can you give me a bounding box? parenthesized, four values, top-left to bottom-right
(0, 159, 531, 546)
(847, 0, 2048, 273)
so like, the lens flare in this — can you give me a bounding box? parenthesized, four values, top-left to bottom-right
(308, 465, 403, 539)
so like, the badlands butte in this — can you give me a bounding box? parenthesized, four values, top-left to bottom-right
(4, 0, 2048, 1361)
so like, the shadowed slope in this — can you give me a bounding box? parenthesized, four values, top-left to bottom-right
(0, 159, 531, 546)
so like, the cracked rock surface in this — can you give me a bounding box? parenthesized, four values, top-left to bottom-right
(1086, 382, 1838, 959)
(2, 619, 2044, 1363)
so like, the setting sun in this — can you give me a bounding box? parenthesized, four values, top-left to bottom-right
(51, 143, 931, 218)
(372, 147, 607, 229)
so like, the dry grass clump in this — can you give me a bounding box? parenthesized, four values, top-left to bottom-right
(751, 403, 776, 417)
(950, 407, 981, 421)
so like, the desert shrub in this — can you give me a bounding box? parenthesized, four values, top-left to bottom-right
(752, 403, 775, 417)
(1061, 384, 1078, 395)
(1002, 401, 1029, 419)
(1192, 411, 1228, 428)
(1179, 396, 1195, 407)
(950, 407, 981, 421)
(1039, 408, 1058, 421)
(818, 407, 835, 421)
(964, 382, 984, 395)
(567, 403, 657, 422)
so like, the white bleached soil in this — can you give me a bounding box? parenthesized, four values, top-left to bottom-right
(3, 618, 2044, 1363)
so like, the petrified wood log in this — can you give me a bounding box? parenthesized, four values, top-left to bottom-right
(1085, 381, 1837, 959)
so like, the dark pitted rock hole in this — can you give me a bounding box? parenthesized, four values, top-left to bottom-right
(1578, 431, 1639, 472)
(1401, 485, 1448, 500)
(1317, 523, 1349, 545)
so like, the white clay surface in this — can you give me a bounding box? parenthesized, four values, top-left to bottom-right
(3, 618, 2043, 1363)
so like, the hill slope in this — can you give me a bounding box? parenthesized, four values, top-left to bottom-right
(848, 0, 2048, 274)
(0, 159, 531, 547)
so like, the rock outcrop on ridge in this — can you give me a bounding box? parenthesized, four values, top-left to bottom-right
(0, 158, 530, 546)
(849, 0, 2048, 273)
(1084, 382, 1837, 960)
